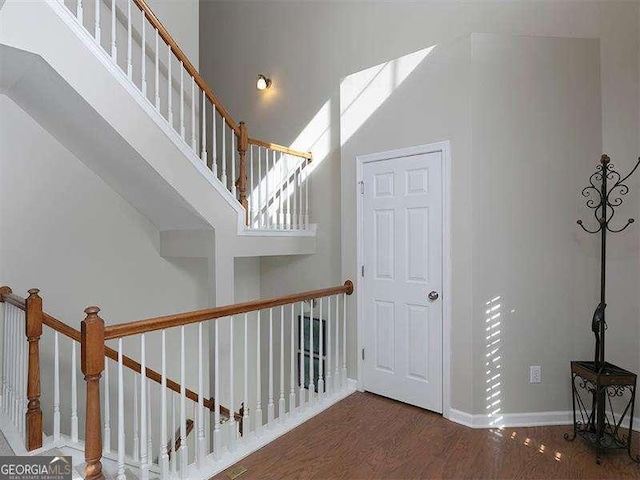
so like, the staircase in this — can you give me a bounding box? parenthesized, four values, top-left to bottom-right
(0, 0, 357, 478)
(0, 282, 355, 479)
(0, 0, 317, 274)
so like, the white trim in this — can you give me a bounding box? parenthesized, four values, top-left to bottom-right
(355, 141, 452, 417)
(448, 409, 640, 432)
(238, 224, 318, 237)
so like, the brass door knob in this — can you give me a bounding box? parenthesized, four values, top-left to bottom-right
(428, 291, 439, 301)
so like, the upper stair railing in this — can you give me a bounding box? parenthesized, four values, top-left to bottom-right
(56, 0, 313, 230)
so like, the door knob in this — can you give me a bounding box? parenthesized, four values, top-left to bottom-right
(428, 291, 439, 301)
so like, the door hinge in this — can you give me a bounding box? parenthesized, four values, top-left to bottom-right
(359, 181, 364, 195)
(362, 348, 365, 360)
(361, 265, 365, 277)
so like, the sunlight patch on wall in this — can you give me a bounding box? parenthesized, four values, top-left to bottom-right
(485, 295, 503, 427)
(340, 45, 436, 147)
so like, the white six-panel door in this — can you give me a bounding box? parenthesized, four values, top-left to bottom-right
(361, 149, 444, 412)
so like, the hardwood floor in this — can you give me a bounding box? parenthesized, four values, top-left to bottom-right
(214, 392, 640, 480)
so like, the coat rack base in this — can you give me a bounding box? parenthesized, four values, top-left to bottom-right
(564, 360, 640, 464)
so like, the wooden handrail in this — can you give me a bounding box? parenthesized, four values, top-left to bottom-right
(248, 137, 313, 161)
(1, 288, 238, 421)
(105, 280, 354, 340)
(127, 0, 311, 161)
(129, 0, 237, 133)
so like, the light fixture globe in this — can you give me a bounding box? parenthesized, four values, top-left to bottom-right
(256, 74, 272, 91)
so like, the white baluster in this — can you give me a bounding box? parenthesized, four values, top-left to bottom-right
(19, 316, 26, 434)
(133, 375, 139, 461)
(179, 65, 185, 140)
(231, 133, 237, 197)
(309, 300, 315, 403)
(6, 306, 13, 420)
(1, 303, 7, 413)
(201, 92, 207, 162)
(54, 331, 60, 441)
(117, 339, 125, 480)
(342, 292, 347, 387)
(160, 330, 169, 478)
(335, 294, 340, 392)
(318, 297, 324, 396)
(110, 0, 116, 60)
(229, 316, 236, 451)
(277, 153, 283, 228)
(243, 313, 249, 438)
(191, 77, 196, 152)
(213, 321, 221, 458)
(171, 393, 177, 476)
(250, 147, 255, 227)
(167, 46, 173, 127)
(221, 122, 227, 188)
(305, 163, 310, 229)
(292, 163, 298, 230)
(7, 306, 12, 420)
(180, 326, 187, 477)
(255, 311, 262, 436)
(257, 148, 263, 228)
(272, 151, 277, 228)
(289, 304, 296, 416)
(155, 29, 160, 110)
(12, 307, 18, 425)
(284, 156, 290, 229)
(76, 0, 83, 23)
(266, 150, 271, 229)
(103, 361, 111, 452)
(126, 0, 132, 79)
(141, 17, 146, 98)
(94, 0, 100, 44)
(279, 306, 285, 420)
(71, 342, 78, 442)
(212, 109, 218, 176)
(10, 307, 17, 425)
(326, 296, 332, 396)
(140, 334, 149, 480)
(299, 302, 305, 408)
(298, 164, 303, 229)
(146, 384, 152, 469)
(197, 323, 205, 467)
(267, 309, 274, 425)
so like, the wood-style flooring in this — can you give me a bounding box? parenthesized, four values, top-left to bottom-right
(214, 391, 640, 480)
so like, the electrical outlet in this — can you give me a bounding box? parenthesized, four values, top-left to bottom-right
(530, 366, 542, 384)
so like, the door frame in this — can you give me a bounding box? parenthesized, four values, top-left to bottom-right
(355, 141, 452, 419)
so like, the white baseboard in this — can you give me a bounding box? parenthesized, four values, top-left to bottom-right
(448, 408, 640, 432)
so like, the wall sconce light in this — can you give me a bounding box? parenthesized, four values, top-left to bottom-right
(256, 74, 272, 91)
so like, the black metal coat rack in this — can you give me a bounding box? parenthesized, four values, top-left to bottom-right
(565, 154, 640, 464)
(577, 154, 640, 370)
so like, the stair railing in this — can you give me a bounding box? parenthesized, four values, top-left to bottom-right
(83, 280, 353, 480)
(54, 0, 312, 229)
(0, 286, 239, 475)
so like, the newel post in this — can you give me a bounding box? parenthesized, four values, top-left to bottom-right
(81, 306, 105, 480)
(25, 289, 43, 451)
(236, 121, 249, 224)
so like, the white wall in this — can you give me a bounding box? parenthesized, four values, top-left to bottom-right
(200, 1, 640, 415)
(147, 0, 199, 69)
(0, 95, 210, 437)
